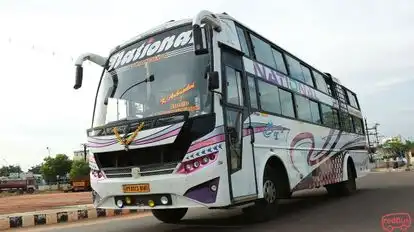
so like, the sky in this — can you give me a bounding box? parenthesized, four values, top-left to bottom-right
(0, 0, 413, 170)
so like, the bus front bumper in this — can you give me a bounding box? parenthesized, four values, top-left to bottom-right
(91, 168, 228, 210)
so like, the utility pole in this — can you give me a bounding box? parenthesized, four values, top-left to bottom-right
(46, 147, 51, 157)
(81, 143, 88, 161)
(373, 123, 380, 146)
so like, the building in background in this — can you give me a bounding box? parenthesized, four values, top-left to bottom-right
(73, 149, 90, 161)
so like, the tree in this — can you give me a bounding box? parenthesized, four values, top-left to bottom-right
(40, 154, 73, 183)
(28, 164, 42, 174)
(0, 165, 22, 177)
(69, 159, 90, 180)
(381, 137, 406, 158)
(404, 140, 414, 168)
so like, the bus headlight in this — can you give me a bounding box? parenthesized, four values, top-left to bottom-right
(160, 196, 169, 205)
(116, 199, 124, 208)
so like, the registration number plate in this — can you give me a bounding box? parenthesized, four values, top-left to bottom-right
(73, 182, 85, 187)
(122, 184, 150, 193)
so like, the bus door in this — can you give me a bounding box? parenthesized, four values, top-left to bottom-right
(221, 47, 258, 203)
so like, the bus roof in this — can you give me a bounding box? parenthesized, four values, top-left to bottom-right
(110, 18, 192, 54)
(110, 12, 354, 95)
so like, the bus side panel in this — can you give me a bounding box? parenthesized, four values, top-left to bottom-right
(250, 112, 369, 193)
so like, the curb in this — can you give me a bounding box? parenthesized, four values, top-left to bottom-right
(370, 168, 413, 173)
(0, 205, 151, 231)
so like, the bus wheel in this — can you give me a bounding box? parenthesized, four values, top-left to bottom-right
(326, 160, 357, 197)
(151, 208, 188, 224)
(242, 167, 278, 222)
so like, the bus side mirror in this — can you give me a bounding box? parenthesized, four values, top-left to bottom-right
(208, 71, 219, 90)
(74, 65, 83, 89)
(192, 25, 208, 55)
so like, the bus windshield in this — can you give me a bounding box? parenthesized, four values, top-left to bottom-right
(92, 25, 211, 128)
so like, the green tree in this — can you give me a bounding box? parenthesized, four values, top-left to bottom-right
(40, 154, 73, 183)
(404, 140, 414, 168)
(28, 164, 42, 174)
(0, 165, 22, 177)
(69, 159, 90, 180)
(381, 137, 406, 158)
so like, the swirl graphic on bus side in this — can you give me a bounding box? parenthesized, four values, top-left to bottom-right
(289, 132, 315, 176)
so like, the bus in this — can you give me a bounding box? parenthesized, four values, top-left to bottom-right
(72, 10, 372, 223)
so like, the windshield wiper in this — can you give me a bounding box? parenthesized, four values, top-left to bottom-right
(103, 74, 154, 105)
(119, 74, 155, 99)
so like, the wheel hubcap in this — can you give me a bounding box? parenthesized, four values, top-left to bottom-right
(263, 180, 277, 203)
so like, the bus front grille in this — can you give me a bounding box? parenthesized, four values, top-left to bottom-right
(101, 162, 178, 179)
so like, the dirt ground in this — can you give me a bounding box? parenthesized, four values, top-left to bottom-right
(0, 191, 92, 215)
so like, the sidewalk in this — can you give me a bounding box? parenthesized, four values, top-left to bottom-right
(0, 205, 150, 231)
(0, 192, 91, 215)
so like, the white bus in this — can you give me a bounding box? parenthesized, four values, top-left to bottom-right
(73, 10, 372, 223)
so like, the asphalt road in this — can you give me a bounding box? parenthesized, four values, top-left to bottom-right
(20, 171, 414, 232)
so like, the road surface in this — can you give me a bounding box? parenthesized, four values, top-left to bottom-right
(17, 172, 414, 232)
(0, 192, 91, 214)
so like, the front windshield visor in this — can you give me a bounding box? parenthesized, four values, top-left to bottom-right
(92, 24, 211, 130)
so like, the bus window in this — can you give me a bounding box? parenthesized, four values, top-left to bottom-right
(225, 67, 243, 106)
(285, 55, 305, 83)
(347, 90, 359, 109)
(321, 104, 340, 129)
(250, 34, 276, 69)
(271, 48, 287, 74)
(257, 80, 282, 114)
(247, 76, 258, 109)
(279, 88, 295, 118)
(295, 94, 312, 122)
(235, 26, 250, 57)
(313, 70, 329, 94)
(301, 64, 314, 87)
(353, 116, 364, 134)
(341, 112, 354, 132)
(309, 100, 321, 124)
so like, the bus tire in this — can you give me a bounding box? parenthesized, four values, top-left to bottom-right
(242, 166, 278, 222)
(151, 208, 188, 224)
(326, 159, 357, 197)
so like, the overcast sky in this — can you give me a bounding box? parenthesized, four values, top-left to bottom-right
(0, 0, 412, 170)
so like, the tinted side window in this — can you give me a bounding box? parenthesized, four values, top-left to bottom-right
(247, 76, 258, 109)
(285, 55, 304, 82)
(309, 100, 321, 124)
(271, 48, 287, 74)
(353, 116, 364, 134)
(250, 34, 276, 68)
(225, 67, 243, 106)
(347, 90, 359, 109)
(341, 112, 354, 132)
(295, 95, 312, 122)
(235, 26, 250, 57)
(279, 89, 295, 117)
(332, 109, 340, 129)
(321, 104, 340, 129)
(257, 80, 281, 114)
(313, 71, 329, 94)
(301, 64, 314, 87)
